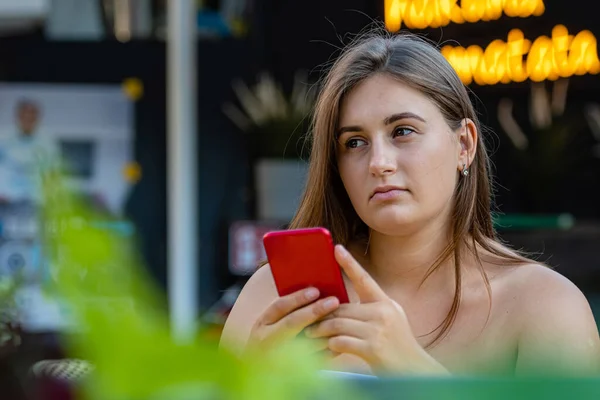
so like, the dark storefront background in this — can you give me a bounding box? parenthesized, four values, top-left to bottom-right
(1, 0, 598, 308)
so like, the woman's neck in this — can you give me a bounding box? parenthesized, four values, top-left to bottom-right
(356, 221, 459, 299)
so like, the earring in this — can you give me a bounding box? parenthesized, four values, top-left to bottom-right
(462, 163, 469, 177)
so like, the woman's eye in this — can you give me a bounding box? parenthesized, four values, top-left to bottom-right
(393, 127, 414, 137)
(345, 138, 367, 149)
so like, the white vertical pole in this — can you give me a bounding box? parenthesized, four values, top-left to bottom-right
(167, 0, 198, 342)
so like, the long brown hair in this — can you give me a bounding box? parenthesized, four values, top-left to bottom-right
(285, 30, 533, 347)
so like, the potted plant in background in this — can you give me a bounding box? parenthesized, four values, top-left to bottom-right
(223, 71, 317, 223)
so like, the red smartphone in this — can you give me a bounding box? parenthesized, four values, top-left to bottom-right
(263, 227, 349, 303)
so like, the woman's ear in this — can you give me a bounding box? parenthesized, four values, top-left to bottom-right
(457, 118, 478, 172)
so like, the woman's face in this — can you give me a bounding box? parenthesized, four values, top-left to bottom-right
(336, 74, 467, 236)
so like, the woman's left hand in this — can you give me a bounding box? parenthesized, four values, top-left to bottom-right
(304, 245, 449, 376)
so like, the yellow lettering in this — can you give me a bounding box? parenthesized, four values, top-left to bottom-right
(432, 0, 455, 27)
(385, 0, 545, 31)
(504, 0, 539, 18)
(441, 26, 600, 85)
(506, 29, 530, 82)
(441, 45, 473, 85)
(408, 0, 433, 29)
(569, 30, 600, 75)
(482, 0, 504, 22)
(551, 25, 573, 78)
(449, 1, 464, 24)
(462, 0, 485, 23)
(527, 35, 554, 81)
(481, 40, 506, 85)
(384, 0, 403, 33)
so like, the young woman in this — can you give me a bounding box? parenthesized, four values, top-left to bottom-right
(220, 31, 600, 377)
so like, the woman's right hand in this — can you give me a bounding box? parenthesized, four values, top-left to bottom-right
(246, 287, 340, 352)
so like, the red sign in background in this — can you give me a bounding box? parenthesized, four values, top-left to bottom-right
(228, 221, 282, 275)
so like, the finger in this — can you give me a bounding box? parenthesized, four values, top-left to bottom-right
(322, 349, 340, 358)
(300, 328, 330, 352)
(295, 334, 330, 354)
(326, 302, 384, 322)
(305, 317, 371, 340)
(327, 336, 372, 364)
(261, 287, 320, 325)
(274, 296, 340, 338)
(313, 348, 340, 364)
(334, 245, 386, 302)
(307, 338, 329, 354)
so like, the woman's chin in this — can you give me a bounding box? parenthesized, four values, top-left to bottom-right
(367, 213, 422, 236)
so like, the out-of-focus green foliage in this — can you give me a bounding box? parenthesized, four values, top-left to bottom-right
(39, 171, 361, 400)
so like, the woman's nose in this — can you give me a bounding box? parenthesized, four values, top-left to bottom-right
(368, 141, 397, 176)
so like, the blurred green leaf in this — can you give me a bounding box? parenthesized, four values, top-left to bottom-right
(38, 171, 360, 400)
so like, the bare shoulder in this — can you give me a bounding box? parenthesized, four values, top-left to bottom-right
(493, 261, 592, 323)
(498, 262, 600, 375)
(500, 262, 589, 310)
(219, 264, 279, 353)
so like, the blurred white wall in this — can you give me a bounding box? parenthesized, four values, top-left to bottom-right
(0, 0, 49, 36)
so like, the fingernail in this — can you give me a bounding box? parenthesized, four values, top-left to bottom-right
(323, 297, 339, 310)
(336, 245, 347, 256)
(305, 287, 319, 300)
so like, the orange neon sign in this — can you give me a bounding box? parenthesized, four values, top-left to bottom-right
(384, 0, 545, 31)
(440, 25, 600, 85)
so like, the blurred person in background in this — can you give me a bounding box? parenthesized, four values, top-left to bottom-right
(0, 99, 58, 205)
(220, 31, 600, 377)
